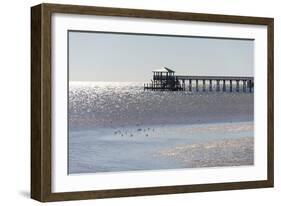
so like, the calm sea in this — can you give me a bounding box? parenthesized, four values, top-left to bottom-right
(69, 81, 254, 130)
(68, 81, 254, 174)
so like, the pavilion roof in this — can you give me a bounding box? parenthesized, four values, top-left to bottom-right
(152, 67, 175, 73)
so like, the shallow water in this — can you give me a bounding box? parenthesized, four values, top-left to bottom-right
(69, 122, 253, 173)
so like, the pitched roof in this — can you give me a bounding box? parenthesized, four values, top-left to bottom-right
(152, 67, 175, 73)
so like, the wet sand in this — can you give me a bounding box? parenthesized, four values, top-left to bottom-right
(156, 136, 254, 168)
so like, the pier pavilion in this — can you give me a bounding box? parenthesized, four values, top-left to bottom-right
(144, 67, 254, 92)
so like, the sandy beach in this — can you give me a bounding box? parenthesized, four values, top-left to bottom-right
(156, 136, 253, 168)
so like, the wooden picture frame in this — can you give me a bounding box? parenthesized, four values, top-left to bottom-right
(31, 3, 274, 202)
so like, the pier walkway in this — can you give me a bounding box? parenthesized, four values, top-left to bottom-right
(144, 67, 254, 92)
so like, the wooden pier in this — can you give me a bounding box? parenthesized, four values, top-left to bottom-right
(144, 67, 254, 92)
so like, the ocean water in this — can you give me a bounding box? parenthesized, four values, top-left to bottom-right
(68, 82, 254, 174)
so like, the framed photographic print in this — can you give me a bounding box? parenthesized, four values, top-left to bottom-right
(31, 3, 274, 202)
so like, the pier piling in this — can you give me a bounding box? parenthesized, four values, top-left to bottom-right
(216, 80, 220, 92)
(189, 79, 192, 92)
(243, 80, 246, 92)
(203, 80, 206, 92)
(236, 80, 240, 92)
(209, 80, 212, 92)
(223, 80, 226, 92)
(249, 80, 252, 93)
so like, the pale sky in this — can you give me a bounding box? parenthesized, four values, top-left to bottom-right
(69, 31, 254, 82)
